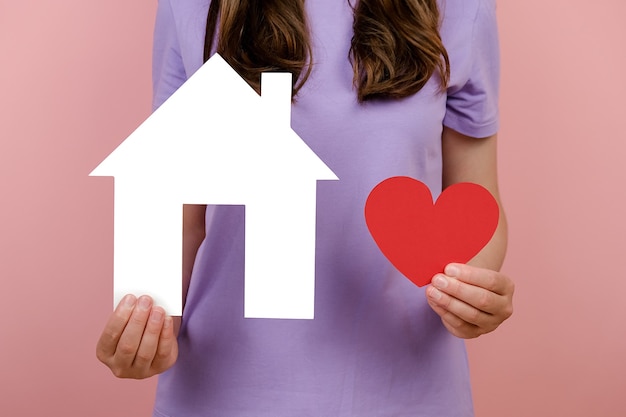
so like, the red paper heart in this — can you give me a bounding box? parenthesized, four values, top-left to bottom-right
(365, 177, 499, 287)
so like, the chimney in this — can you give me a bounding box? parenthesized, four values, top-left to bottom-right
(260, 72, 292, 127)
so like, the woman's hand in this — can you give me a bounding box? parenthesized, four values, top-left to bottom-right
(426, 263, 514, 339)
(96, 295, 178, 379)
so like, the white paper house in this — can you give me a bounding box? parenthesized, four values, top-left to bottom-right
(90, 54, 338, 319)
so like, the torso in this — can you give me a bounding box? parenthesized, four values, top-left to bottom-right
(153, 1, 494, 416)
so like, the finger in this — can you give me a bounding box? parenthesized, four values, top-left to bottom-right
(149, 317, 178, 375)
(426, 291, 482, 338)
(132, 306, 166, 372)
(431, 273, 505, 316)
(113, 295, 153, 368)
(426, 292, 465, 328)
(152, 316, 178, 374)
(440, 316, 482, 339)
(96, 294, 137, 362)
(427, 284, 495, 328)
(445, 263, 512, 296)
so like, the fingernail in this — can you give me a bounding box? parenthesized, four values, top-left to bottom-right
(123, 294, 136, 308)
(446, 264, 460, 277)
(433, 275, 448, 289)
(429, 287, 442, 301)
(163, 316, 172, 329)
(150, 308, 164, 323)
(138, 296, 152, 311)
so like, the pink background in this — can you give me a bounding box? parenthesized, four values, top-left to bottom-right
(1, 0, 625, 415)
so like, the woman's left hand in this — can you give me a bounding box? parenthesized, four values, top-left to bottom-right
(426, 263, 514, 339)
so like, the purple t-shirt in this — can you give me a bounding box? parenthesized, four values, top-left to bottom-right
(151, 0, 499, 416)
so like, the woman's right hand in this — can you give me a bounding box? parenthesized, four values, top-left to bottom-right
(96, 294, 178, 379)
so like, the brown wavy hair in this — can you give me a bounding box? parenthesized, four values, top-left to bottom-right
(204, 0, 450, 102)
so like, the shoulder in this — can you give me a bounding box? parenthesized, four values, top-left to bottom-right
(166, 0, 210, 20)
(439, 0, 497, 46)
(439, 0, 496, 21)
(157, 0, 210, 77)
(152, 0, 211, 109)
(439, 0, 499, 86)
(163, 0, 210, 38)
(440, 0, 500, 137)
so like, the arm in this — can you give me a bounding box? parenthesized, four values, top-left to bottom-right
(425, 126, 514, 338)
(95, 205, 206, 378)
(96, 0, 203, 378)
(442, 127, 507, 271)
(174, 204, 206, 335)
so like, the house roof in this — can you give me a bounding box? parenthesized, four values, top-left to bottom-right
(90, 54, 338, 189)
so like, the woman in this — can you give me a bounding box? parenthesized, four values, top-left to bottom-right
(97, 0, 514, 415)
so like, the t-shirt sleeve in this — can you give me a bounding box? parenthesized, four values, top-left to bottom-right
(152, 0, 188, 111)
(443, 0, 500, 138)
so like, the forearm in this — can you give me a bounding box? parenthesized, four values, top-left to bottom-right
(174, 204, 207, 335)
(468, 203, 507, 272)
(441, 127, 507, 272)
